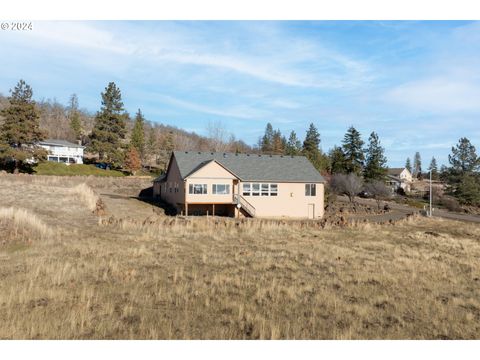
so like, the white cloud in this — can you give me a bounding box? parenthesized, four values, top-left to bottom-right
(6, 21, 373, 90)
(384, 77, 480, 113)
(152, 93, 268, 119)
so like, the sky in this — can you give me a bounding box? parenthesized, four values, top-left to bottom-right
(0, 20, 479, 167)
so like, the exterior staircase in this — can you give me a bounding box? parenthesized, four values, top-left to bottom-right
(233, 194, 256, 217)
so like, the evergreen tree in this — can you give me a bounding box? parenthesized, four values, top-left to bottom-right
(285, 131, 302, 156)
(448, 137, 479, 173)
(302, 123, 328, 172)
(88, 82, 127, 167)
(413, 151, 422, 179)
(405, 157, 412, 173)
(0, 80, 46, 172)
(363, 131, 387, 181)
(342, 126, 364, 175)
(428, 157, 439, 180)
(130, 109, 145, 160)
(68, 94, 82, 141)
(445, 137, 480, 206)
(260, 123, 274, 153)
(454, 173, 480, 206)
(303, 123, 320, 153)
(328, 146, 347, 174)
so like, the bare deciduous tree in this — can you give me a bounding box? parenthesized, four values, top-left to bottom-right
(364, 180, 391, 210)
(330, 173, 363, 203)
(206, 120, 230, 152)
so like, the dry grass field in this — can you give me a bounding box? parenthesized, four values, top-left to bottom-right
(1, 174, 480, 339)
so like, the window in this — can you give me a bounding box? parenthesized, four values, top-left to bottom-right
(261, 184, 269, 196)
(189, 184, 207, 194)
(243, 183, 278, 196)
(270, 184, 278, 196)
(252, 183, 260, 196)
(174, 183, 179, 193)
(305, 184, 316, 196)
(213, 184, 230, 195)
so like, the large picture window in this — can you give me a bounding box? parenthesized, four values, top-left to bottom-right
(212, 184, 230, 194)
(242, 183, 278, 196)
(305, 183, 316, 196)
(189, 184, 207, 194)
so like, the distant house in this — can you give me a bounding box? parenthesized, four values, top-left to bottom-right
(38, 139, 85, 164)
(386, 167, 413, 193)
(153, 151, 325, 219)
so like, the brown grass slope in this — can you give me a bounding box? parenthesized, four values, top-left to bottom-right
(0, 175, 479, 339)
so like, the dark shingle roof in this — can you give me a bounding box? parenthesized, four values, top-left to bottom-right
(165, 151, 324, 183)
(387, 168, 406, 176)
(39, 139, 84, 148)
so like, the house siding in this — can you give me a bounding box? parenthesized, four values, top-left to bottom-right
(237, 181, 324, 219)
(160, 156, 185, 209)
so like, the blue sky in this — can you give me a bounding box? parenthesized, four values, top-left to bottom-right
(1, 21, 479, 167)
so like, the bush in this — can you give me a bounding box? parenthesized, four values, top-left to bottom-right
(330, 173, 363, 203)
(439, 196, 462, 212)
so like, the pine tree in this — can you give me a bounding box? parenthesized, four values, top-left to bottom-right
(428, 157, 439, 180)
(0, 80, 46, 172)
(448, 137, 479, 174)
(413, 152, 422, 179)
(302, 123, 328, 172)
(328, 146, 347, 174)
(405, 157, 412, 173)
(446, 137, 480, 206)
(285, 131, 302, 156)
(260, 123, 274, 153)
(130, 109, 145, 160)
(363, 131, 387, 181)
(88, 82, 127, 167)
(124, 146, 142, 175)
(342, 126, 364, 175)
(68, 94, 82, 141)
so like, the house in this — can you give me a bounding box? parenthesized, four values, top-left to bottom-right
(386, 167, 413, 193)
(38, 139, 85, 164)
(153, 151, 325, 219)
(387, 168, 413, 182)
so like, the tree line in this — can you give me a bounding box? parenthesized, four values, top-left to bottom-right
(1, 79, 479, 207)
(0, 80, 253, 174)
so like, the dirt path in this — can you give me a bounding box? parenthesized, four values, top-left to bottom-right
(99, 192, 161, 221)
(340, 196, 480, 224)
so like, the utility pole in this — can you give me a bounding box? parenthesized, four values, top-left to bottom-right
(429, 169, 432, 217)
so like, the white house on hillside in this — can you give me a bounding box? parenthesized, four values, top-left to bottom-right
(386, 167, 413, 193)
(38, 139, 85, 164)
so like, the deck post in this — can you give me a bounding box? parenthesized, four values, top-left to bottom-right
(213, 204, 215, 217)
(185, 203, 188, 216)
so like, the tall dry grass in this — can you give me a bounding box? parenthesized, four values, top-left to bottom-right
(0, 207, 53, 244)
(1, 175, 480, 339)
(70, 183, 99, 212)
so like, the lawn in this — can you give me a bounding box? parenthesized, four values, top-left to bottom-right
(0, 174, 479, 339)
(34, 162, 125, 177)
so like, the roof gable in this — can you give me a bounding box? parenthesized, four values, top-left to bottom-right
(171, 151, 325, 183)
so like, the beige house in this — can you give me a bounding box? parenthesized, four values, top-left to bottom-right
(153, 151, 325, 219)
